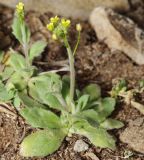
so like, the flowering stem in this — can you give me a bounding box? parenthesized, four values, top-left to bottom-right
(64, 37, 75, 104)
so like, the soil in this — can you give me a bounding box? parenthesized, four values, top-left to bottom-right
(0, 2, 144, 160)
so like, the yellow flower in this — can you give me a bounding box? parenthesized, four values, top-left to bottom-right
(76, 24, 82, 31)
(52, 34, 57, 40)
(47, 23, 54, 31)
(16, 2, 24, 13)
(50, 16, 59, 24)
(61, 19, 71, 28)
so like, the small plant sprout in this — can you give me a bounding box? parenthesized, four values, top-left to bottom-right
(111, 79, 144, 115)
(16, 15, 124, 157)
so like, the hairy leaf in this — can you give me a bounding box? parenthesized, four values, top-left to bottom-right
(79, 109, 103, 124)
(9, 72, 27, 91)
(29, 41, 47, 62)
(20, 107, 61, 129)
(28, 73, 64, 110)
(13, 95, 21, 108)
(71, 121, 115, 149)
(21, 24, 31, 44)
(20, 129, 65, 157)
(61, 76, 70, 104)
(0, 67, 14, 81)
(82, 84, 101, 101)
(8, 52, 26, 71)
(76, 95, 89, 112)
(12, 17, 23, 43)
(0, 81, 13, 101)
(19, 93, 46, 109)
(100, 118, 124, 130)
(94, 98, 116, 122)
(43, 93, 64, 111)
(79, 98, 115, 123)
(29, 73, 62, 94)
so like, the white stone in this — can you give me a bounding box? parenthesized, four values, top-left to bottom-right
(90, 7, 144, 65)
(74, 139, 89, 152)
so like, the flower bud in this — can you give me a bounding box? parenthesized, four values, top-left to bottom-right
(61, 19, 71, 28)
(16, 2, 24, 13)
(50, 16, 59, 24)
(47, 23, 54, 32)
(76, 24, 82, 32)
(52, 34, 57, 40)
(16, 2, 24, 20)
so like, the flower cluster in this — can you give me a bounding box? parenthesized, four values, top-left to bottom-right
(47, 16, 71, 40)
(16, 2, 24, 21)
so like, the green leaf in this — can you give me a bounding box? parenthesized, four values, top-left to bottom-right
(94, 98, 116, 121)
(20, 107, 61, 129)
(9, 72, 27, 91)
(12, 15, 31, 44)
(100, 118, 124, 130)
(12, 17, 23, 43)
(70, 121, 115, 149)
(27, 82, 42, 102)
(8, 52, 26, 71)
(19, 93, 46, 109)
(29, 73, 62, 94)
(1, 67, 14, 81)
(29, 84, 64, 111)
(76, 95, 89, 112)
(29, 41, 47, 62)
(0, 81, 13, 102)
(76, 98, 116, 124)
(61, 76, 70, 104)
(13, 95, 21, 108)
(20, 129, 66, 157)
(43, 93, 64, 111)
(79, 109, 102, 124)
(82, 84, 101, 101)
(28, 73, 64, 110)
(21, 24, 31, 44)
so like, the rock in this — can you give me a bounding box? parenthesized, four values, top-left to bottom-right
(120, 117, 144, 153)
(90, 7, 144, 65)
(74, 139, 89, 152)
(0, 0, 129, 20)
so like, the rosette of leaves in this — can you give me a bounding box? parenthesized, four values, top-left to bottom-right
(19, 76, 124, 157)
(0, 3, 47, 107)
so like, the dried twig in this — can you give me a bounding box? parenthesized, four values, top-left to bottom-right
(36, 59, 69, 67)
(131, 101, 144, 115)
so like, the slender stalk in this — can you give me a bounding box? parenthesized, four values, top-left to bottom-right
(64, 37, 75, 104)
(73, 31, 81, 56)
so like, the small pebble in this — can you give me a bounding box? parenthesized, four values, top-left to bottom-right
(74, 139, 89, 152)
